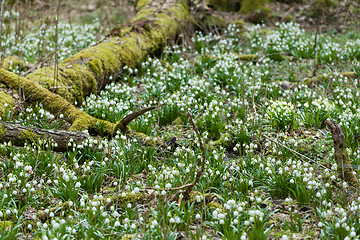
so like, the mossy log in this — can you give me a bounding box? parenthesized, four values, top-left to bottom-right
(0, 0, 233, 141)
(325, 120, 360, 188)
(23, 0, 191, 105)
(0, 0, 193, 136)
(0, 68, 114, 133)
(0, 69, 160, 136)
(0, 121, 90, 152)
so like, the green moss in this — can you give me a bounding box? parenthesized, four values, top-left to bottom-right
(0, 0, 191, 136)
(22, 219, 36, 232)
(211, 133, 231, 147)
(121, 235, 136, 240)
(160, 59, 173, 71)
(26, 67, 75, 103)
(132, 9, 156, 22)
(235, 53, 258, 61)
(20, 130, 42, 144)
(70, 117, 114, 135)
(0, 124, 5, 138)
(0, 221, 12, 230)
(38, 201, 70, 222)
(0, 68, 116, 135)
(110, 192, 146, 208)
(26, 40, 123, 104)
(172, 117, 183, 126)
(1, 56, 27, 72)
(239, 0, 272, 24)
(135, 0, 150, 10)
(207, 201, 224, 211)
(19, 0, 189, 107)
(232, 20, 245, 28)
(0, 91, 15, 119)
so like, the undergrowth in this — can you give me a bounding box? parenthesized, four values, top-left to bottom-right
(1, 13, 360, 240)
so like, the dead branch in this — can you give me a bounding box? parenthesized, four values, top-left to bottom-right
(0, 121, 89, 152)
(115, 104, 164, 134)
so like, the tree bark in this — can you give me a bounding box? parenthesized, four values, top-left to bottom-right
(325, 120, 360, 188)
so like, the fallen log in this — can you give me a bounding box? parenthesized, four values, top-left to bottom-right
(0, 121, 89, 152)
(325, 119, 360, 188)
(0, 0, 235, 141)
(0, 68, 162, 135)
(0, 0, 194, 135)
(0, 68, 114, 133)
(23, 0, 191, 104)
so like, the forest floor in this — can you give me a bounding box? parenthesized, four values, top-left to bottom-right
(2, 0, 360, 239)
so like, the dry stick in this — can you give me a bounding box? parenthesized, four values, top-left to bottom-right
(145, 109, 206, 200)
(118, 104, 164, 134)
(0, 0, 5, 62)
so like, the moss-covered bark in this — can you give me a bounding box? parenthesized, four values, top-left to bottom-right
(0, 68, 163, 149)
(0, 68, 114, 133)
